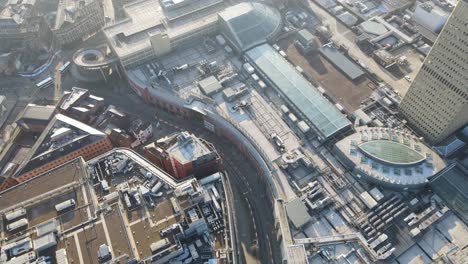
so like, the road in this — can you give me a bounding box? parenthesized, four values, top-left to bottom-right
(0, 76, 54, 151)
(304, 0, 411, 95)
(56, 75, 282, 264)
(3, 28, 282, 263)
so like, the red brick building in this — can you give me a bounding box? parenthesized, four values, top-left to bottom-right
(59, 87, 105, 124)
(144, 132, 221, 180)
(0, 114, 113, 191)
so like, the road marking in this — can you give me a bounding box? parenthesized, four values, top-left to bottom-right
(152, 111, 270, 263)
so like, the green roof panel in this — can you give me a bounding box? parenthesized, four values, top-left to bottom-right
(358, 140, 426, 166)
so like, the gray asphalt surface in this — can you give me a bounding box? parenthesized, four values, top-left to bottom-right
(55, 74, 283, 264)
(3, 39, 283, 262)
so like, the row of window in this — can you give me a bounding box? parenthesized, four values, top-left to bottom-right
(421, 64, 468, 100)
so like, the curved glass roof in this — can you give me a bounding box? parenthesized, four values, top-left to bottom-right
(358, 140, 425, 166)
(219, 2, 282, 51)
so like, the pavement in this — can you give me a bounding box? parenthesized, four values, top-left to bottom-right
(68, 77, 283, 264)
(1, 62, 279, 262)
(1, 27, 280, 264)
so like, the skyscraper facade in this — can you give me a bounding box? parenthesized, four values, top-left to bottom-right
(399, 0, 468, 144)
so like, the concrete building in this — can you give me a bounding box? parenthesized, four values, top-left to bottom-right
(294, 29, 319, 54)
(0, 0, 53, 50)
(52, 0, 105, 46)
(103, 0, 227, 68)
(94, 106, 153, 148)
(0, 148, 232, 263)
(103, 0, 283, 68)
(16, 104, 56, 133)
(144, 131, 221, 180)
(399, 1, 468, 144)
(333, 126, 446, 190)
(217, 2, 282, 53)
(245, 44, 351, 141)
(413, 1, 451, 33)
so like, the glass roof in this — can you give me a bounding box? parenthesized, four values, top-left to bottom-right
(358, 140, 425, 166)
(219, 2, 282, 51)
(246, 44, 351, 139)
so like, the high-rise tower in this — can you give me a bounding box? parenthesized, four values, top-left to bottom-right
(399, 1, 468, 144)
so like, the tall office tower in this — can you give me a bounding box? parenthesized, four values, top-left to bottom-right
(399, 1, 468, 144)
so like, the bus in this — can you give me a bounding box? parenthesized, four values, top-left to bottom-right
(36, 76, 53, 89)
(59, 61, 71, 74)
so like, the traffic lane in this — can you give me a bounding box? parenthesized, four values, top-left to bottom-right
(150, 118, 267, 264)
(229, 175, 261, 264)
(184, 120, 278, 264)
(222, 157, 275, 264)
(149, 119, 264, 264)
(85, 86, 281, 263)
(222, 154, 280, 264)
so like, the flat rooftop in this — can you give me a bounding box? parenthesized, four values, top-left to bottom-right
(103, 0, 226, 59)
(54, 0, 95, 30)
(319, 45, 365, 80)
(246, 44, 351, 139)
(1, 148, 230, 263)
(277, 35, 376, 112)
(165, 132, 215, 164)
(60, 87, 103, 112)
(0, 158, 86, 212)
(18, 104, 56, 122)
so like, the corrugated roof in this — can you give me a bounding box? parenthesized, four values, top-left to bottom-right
(319, 45, 365, 80)
(246, 44, 351, 139)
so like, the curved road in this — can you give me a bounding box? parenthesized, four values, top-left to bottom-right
(75, 77, 283, 264)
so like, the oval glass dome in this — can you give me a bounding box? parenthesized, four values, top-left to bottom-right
(358, 140, 425, 166)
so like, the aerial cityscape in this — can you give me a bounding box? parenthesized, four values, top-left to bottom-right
(0, 0, 467, 263)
